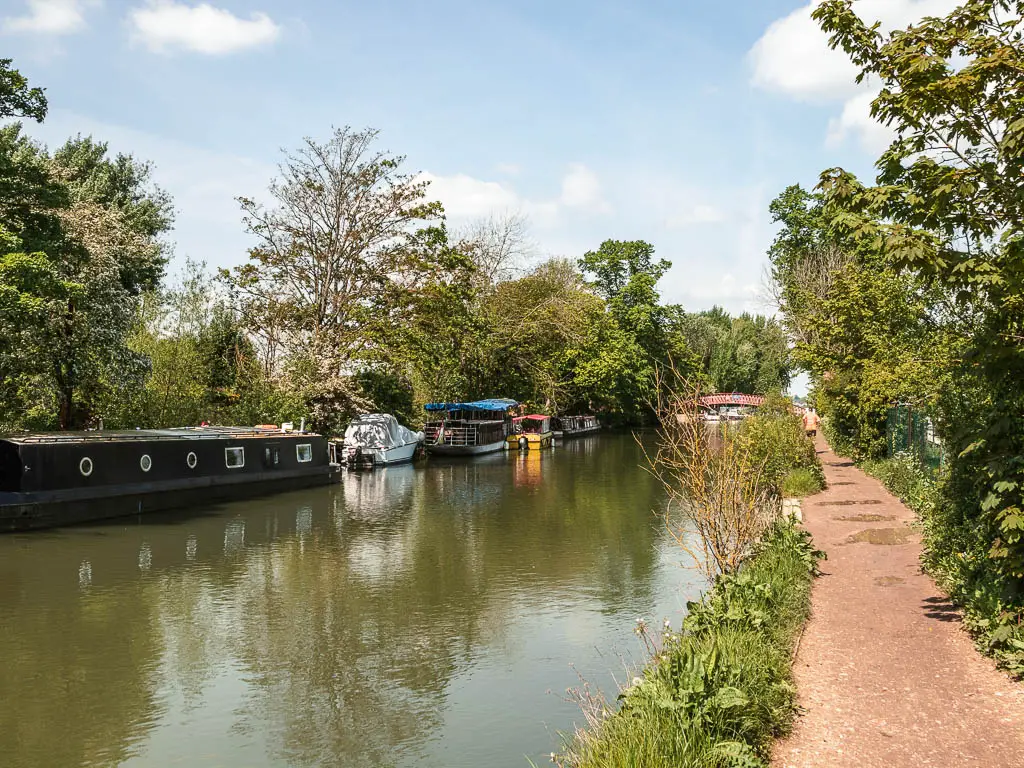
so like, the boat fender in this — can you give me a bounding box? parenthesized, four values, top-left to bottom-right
(518, 436, 529, 451)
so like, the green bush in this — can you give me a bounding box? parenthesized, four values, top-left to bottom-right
(735, 411, 825, 496)
(781, 468, 824, 498)
(557, 521, 823, 768)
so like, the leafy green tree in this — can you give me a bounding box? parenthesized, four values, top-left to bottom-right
(674, 307, 790, 395)
(579, 239, 669, 302)
(0, 58, 46, 122)
(813, 0, 1024, 576)
(579, 239, 674, 366)
(0, 112, 171, 429)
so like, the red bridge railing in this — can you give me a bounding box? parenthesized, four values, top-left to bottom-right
(698, 393, 767, 408)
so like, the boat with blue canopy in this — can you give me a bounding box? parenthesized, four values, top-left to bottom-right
(424, 399, 519, 456)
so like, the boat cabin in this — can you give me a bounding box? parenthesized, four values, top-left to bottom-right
(423, 399, 519, 454)
(552, 415, 600, 438)
(508, 415, 554, 450)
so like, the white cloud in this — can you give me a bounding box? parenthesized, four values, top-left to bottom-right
(749, 2, 860, 103)
(421, 163, 610, 224)
(825, 90, 895, 154)
(2, 0, 96, 35)
(418, 172, 521, 219)
(127, 1, 281, 55)
(667, 203, 726, 229)
(559, 162, 611, 213)
(749, 0, 961, 102)
(679, 272, 759, 302)
(750, 0, 960, 153)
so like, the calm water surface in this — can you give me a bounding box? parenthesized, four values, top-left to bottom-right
(0, 434, 702, 768)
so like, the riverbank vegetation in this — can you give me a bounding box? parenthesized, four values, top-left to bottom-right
(554, 386, 823, 766)
(0, 59, 792, 435)
(557, 520, 821, 768)
(648, 378, 823, 582)
(767, 1, 1024, 672)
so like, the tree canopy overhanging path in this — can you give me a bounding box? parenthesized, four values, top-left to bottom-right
(773, 438, 1024, 768)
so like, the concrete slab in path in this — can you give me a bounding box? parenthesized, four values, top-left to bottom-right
(773, 438, 1024, 768)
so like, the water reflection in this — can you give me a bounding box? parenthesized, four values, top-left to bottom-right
(0, 435, 699, 768)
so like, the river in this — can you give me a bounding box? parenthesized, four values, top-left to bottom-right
(0, 434, 702, 768)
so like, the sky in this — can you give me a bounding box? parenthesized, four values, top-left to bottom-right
(2, 0, 961, 320)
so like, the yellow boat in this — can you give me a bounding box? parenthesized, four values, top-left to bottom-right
(507, 415, 553, 450)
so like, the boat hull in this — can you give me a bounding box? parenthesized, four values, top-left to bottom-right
(344, 442, 419, 468)
(553, 425, 601, 440)
(425, 439, 507, 456)
(0, 465, 337, 532)
(506, 432, 553, 450)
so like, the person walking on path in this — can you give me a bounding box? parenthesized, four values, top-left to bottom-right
(802, 409, 820, 438)
(773, 436, 1024, 768)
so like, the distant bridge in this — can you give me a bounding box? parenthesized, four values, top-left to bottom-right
(699, 393, 766, 408)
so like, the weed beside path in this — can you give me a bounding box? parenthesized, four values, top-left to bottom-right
(773, 438, 1024, 768)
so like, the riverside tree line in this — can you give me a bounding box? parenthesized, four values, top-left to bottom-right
(767, 1, 1024, 672)
(0, 58, 790, 436)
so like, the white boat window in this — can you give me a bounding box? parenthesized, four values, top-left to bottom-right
(296, 443, 312, 463)
(140, 454, 152, 472)
(225, 447, 245, 468)
(186, 451, 198, 469)
(79, 457, 93, 477)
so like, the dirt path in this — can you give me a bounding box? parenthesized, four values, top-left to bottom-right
(773, 438, 1024, 768)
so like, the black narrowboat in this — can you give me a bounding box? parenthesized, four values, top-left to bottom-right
(552, 415, 601, 439)
(0, 427, 338, 532)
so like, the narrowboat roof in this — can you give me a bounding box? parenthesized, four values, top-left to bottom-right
(515, 414, 550, 421)
(424, 399, 519, 412)
(0, 427, 319, 445)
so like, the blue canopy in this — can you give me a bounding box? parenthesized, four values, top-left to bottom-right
(424, 398, 519, 412)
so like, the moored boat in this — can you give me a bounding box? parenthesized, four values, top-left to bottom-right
(341, 414, 424, 468)
(0, 426, 337, 532)
(507, 415, 553, 450)
(423, 399, 518, 456)
(552, 415, 600, 439)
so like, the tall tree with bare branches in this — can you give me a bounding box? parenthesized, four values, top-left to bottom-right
(223, 126, 445, 429)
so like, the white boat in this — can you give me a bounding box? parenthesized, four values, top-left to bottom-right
(341, 414, 424, 468)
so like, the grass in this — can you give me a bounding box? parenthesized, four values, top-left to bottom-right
(781, 467, 825, 498)
(554, 521, 823, 768)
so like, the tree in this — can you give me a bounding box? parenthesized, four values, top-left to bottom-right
(0, 127, 171, 429)
(0, 59, 46, 122)
(766, 185, 853, 351)
(455, 211, 535, 288)
(481, 258, 617, 413)
(579, 239, 669, 302)
(579, 239, 675, 368)
(674, 307, 791, 396)
(224, 126, 445, 431)
(812, 0, 1024, 574)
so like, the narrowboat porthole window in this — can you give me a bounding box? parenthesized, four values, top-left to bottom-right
(296, 443, 312, 463)
(140, 454, 152, 472)
(225, 447, 245, 468)
(79, 457, 93, 477)
(186, 451, 197, 469)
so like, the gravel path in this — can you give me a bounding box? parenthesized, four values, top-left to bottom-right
(772, 438, 1024, 768)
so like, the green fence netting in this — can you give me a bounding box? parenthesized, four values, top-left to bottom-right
(886, 404, 945, 472)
